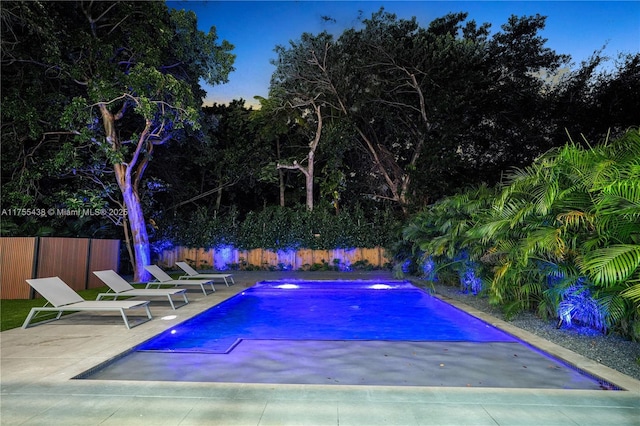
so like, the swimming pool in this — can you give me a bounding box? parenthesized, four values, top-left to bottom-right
(79, 280, 619, 389)
(137, 280, 517, 353)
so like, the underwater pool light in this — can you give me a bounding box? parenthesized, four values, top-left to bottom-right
(276, 284, 300, 289)
(370, 284, 392, 289)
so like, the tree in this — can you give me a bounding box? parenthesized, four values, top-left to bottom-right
(1, 1, 93, 236)
(459, 13, 570, 176)
(551, 51, 640, 143)
(334, 11, 490, 210)
(270, 33, 340, 211)
(151, 99, 273, 216)
(252, 95, 293, 207)
(268, 9, 571, 214)
(342, 11, 571, 208)
(1, 1, 234, 280)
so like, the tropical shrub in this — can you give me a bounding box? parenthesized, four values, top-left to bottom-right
(395, 128, 640, 339)
(399, 184, 497, 292)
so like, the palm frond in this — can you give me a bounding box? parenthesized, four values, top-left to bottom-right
(522, 227, 567, 262)
(620, 280, 640, 304)
(582, 244, 640, 287)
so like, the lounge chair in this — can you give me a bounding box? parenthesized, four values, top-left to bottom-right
(175, 261, 235, 287)
(144, 265, 215, 295)
(23, 277, 152, 329)
(93, 270, 189, 310)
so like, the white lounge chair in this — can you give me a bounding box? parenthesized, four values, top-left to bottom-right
(175, 261, 235, 287)
(23, 277, 152, 329)
(93, 270, 189, 310)
(144, 265, 215, 295)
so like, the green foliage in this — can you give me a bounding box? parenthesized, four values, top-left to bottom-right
(398, 184, 497, 286)
(159, 204, 400, 251)
(1, 1, 235, 279)
(243, 205, 398, 250)
(280, 9, 576, 208)
(393, 129, 640, 339)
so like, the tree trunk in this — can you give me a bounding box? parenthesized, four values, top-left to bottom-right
(100, 103, 151, 282)
(306, 150, 314, 211)
(215, 184, 223, 211)
(120, 182, 151, 282)
(276, 103, 322, 211)
(277, 139, 285, 207)
(279, 170, 286, 207)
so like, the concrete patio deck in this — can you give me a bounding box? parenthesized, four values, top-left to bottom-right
(1, 271, 639, 425)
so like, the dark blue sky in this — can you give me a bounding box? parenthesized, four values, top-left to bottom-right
(167, 1, 640, 107)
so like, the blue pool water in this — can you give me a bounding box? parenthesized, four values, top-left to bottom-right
(138, 280, 517, 353)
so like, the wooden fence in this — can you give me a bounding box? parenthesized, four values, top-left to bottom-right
(0, 237, 120, 300)
(156, 246, 391, 271)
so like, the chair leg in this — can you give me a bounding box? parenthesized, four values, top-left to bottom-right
(22, 308, 38, 329)
(144, 305, 152, 319)
(120, 305, 152, 329)
(119, 309, 132, 329)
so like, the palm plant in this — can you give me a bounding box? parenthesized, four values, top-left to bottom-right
(471, 128, 639, 334)
(402, 184, 496, 292)
(397, 128, 639, 338)
(467, 143, 590, 317)
(579, 129, 640, 338)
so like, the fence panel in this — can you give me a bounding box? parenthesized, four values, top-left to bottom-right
(312, 250, 331, 266)
(1, 237, 121, 299)
(296, 249, 314, 269)
(0, 237, 37, 299)
(87, 239, 120, 289)
(262, 250, 279, 268)
(157, 249, 177, 268)
(180, 247, 197, 265)
(215, 247, 243, 269)
(275, 250, 297, 270)
(196, 248, 214, 269)
(246, 249, 263, 267)
(156, 246, 390, 271)
(37, 237, 90, 292)
(330, 248, 358, 268)
(361, 248, 383, 267)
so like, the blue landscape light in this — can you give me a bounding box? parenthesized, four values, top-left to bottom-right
(276, 249, 296, 270)
(460, 266, 482, 295)
(421, 256, 437, 281)
(558, 279, 606, 331)
(402, 259, 411, 273)
(214, 244, 234, 270)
